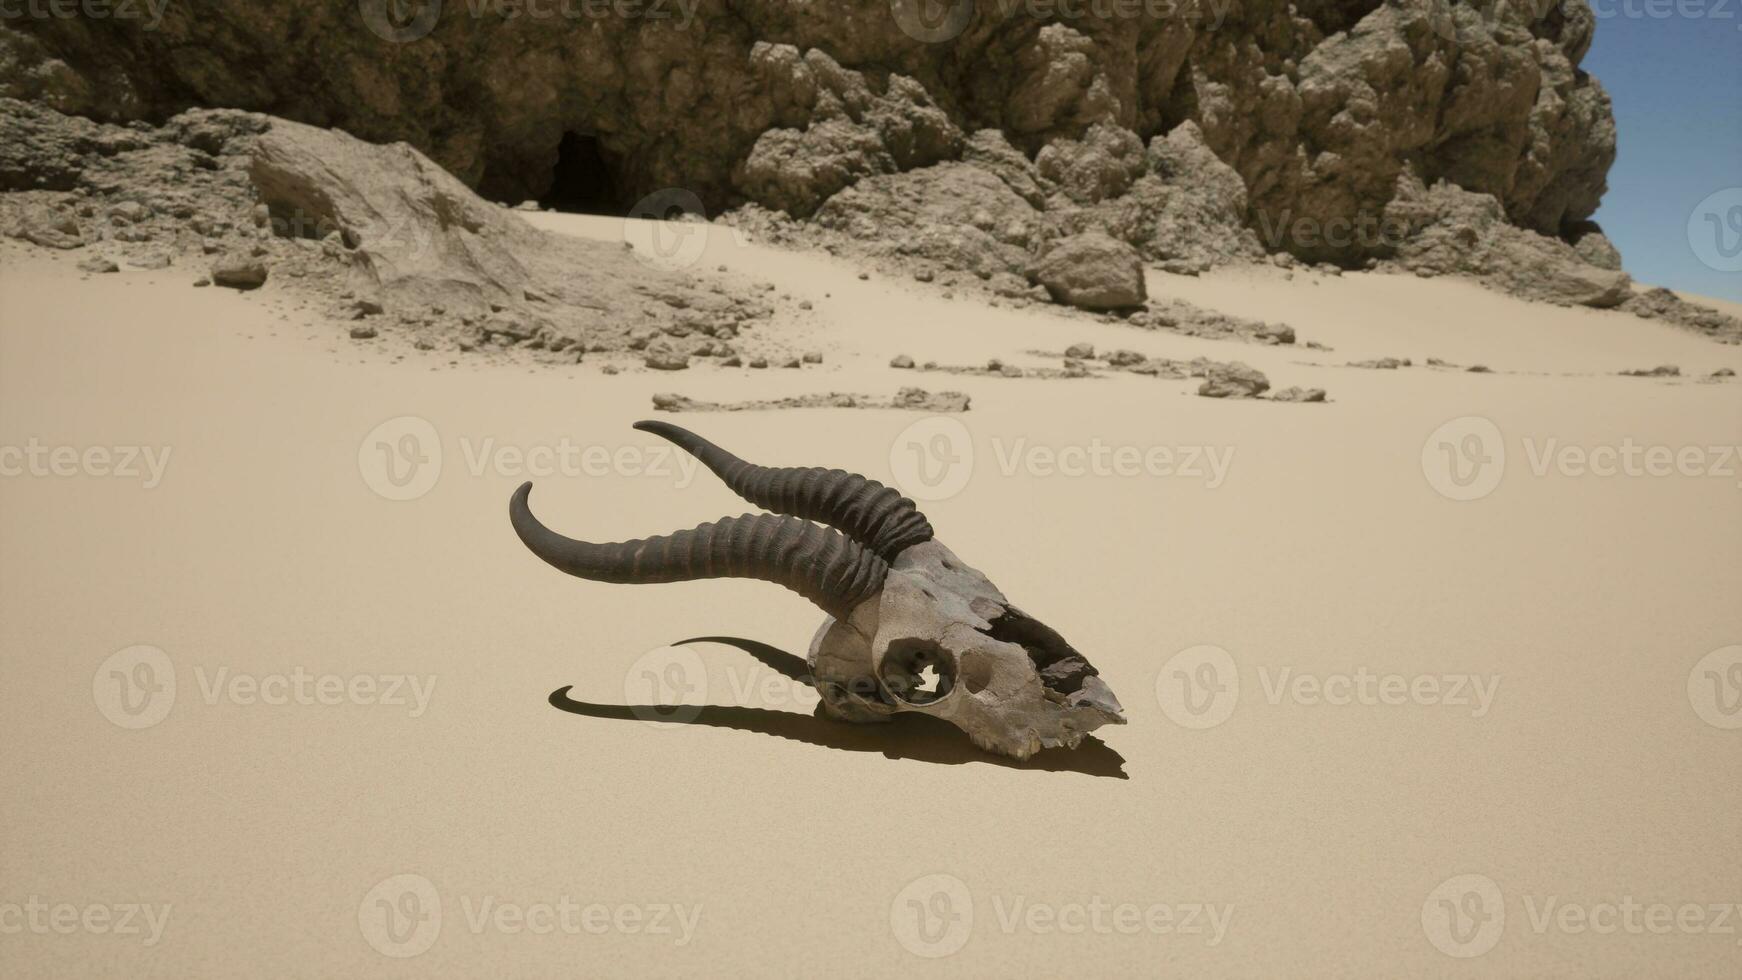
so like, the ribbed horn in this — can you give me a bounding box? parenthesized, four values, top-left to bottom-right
(509, 483, 886, 619)
(633, 420, 933, 561)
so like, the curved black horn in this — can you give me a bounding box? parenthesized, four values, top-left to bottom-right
(633, 420, 933, 561)
(510, 483, 886, 619)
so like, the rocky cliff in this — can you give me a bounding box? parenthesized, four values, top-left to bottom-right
(3, 0, 1613, 263)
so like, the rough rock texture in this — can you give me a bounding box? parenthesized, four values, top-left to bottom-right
(0, 98, 794, 362)
(1031, 232, 1147, 310)
(1381, 175, 1632, 308)
(2, 0, 1614, 263)
(651, 387, 970, 413)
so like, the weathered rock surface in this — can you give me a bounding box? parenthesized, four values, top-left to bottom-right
(1382, 175, 1632, 309)
(1030, 232, 1146, 310)
(2, 0, 1615, 266)
(0, 98, 797, 361)
(652, 387, 969, 413)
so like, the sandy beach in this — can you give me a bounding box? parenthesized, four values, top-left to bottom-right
(3, 211, 1739, 976)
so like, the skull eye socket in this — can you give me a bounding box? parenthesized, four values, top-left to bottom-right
(879, 639, 956, 705)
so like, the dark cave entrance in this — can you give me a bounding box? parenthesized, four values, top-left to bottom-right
(539, 132, 623, 214)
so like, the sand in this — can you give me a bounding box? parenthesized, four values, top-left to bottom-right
(2, 219, 1740, 977)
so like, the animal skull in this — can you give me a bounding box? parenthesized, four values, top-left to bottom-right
(510, 421, 1125, 760)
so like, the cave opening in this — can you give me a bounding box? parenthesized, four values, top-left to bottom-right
(540, 132, 624, 215)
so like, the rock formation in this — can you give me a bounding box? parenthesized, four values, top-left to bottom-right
(3, 0, 1613, 262)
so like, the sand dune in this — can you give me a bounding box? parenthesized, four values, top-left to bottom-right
(2, 219, 1740, 977)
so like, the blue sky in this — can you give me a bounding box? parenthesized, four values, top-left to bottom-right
(1584, 9, 1742, 301)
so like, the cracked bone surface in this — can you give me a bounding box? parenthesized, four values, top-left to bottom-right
(510, 420, 1125, 760)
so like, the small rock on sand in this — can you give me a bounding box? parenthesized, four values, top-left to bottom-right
(211, 254, 268, 290)
(1271, 386, 1327, 403)
(890, 354, 915, 369)
(77, 256, 119, 274)
(644, 349, 691, 371)
(1064, 342, 1095, 359)
(1197, 362, 1270, 398)
(1619, 364, 1679, 378)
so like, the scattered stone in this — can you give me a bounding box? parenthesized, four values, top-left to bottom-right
(1618, 364, 1680, 378)
(1064, 342, 1095, 359)
(749, 357, 769, 369)
(890, 354, 915, 369)
(1270, 386, 1327, 403)
(1197, 362, 1270, 398)
(651, 387, 969, 413)
(802, 351, 823, 364)
(782, 357, 802, 368)
(192, 276, 210, 287)
(1105, 349, 1146, 367)
(644, 349, 691, 371)
(349, 323, 378, 339)
(1711, 368, 1736, 378)
(77, 256, 119, 274)
(1347, 357, 1410, 369)
(211, 253, 268, 289)
(128, 251, 172, 269)
(1467, 365, 1492, 373)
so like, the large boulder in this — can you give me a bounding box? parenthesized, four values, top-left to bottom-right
(249, 118, 542, 314)
(1030, 232, 1146, 311)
